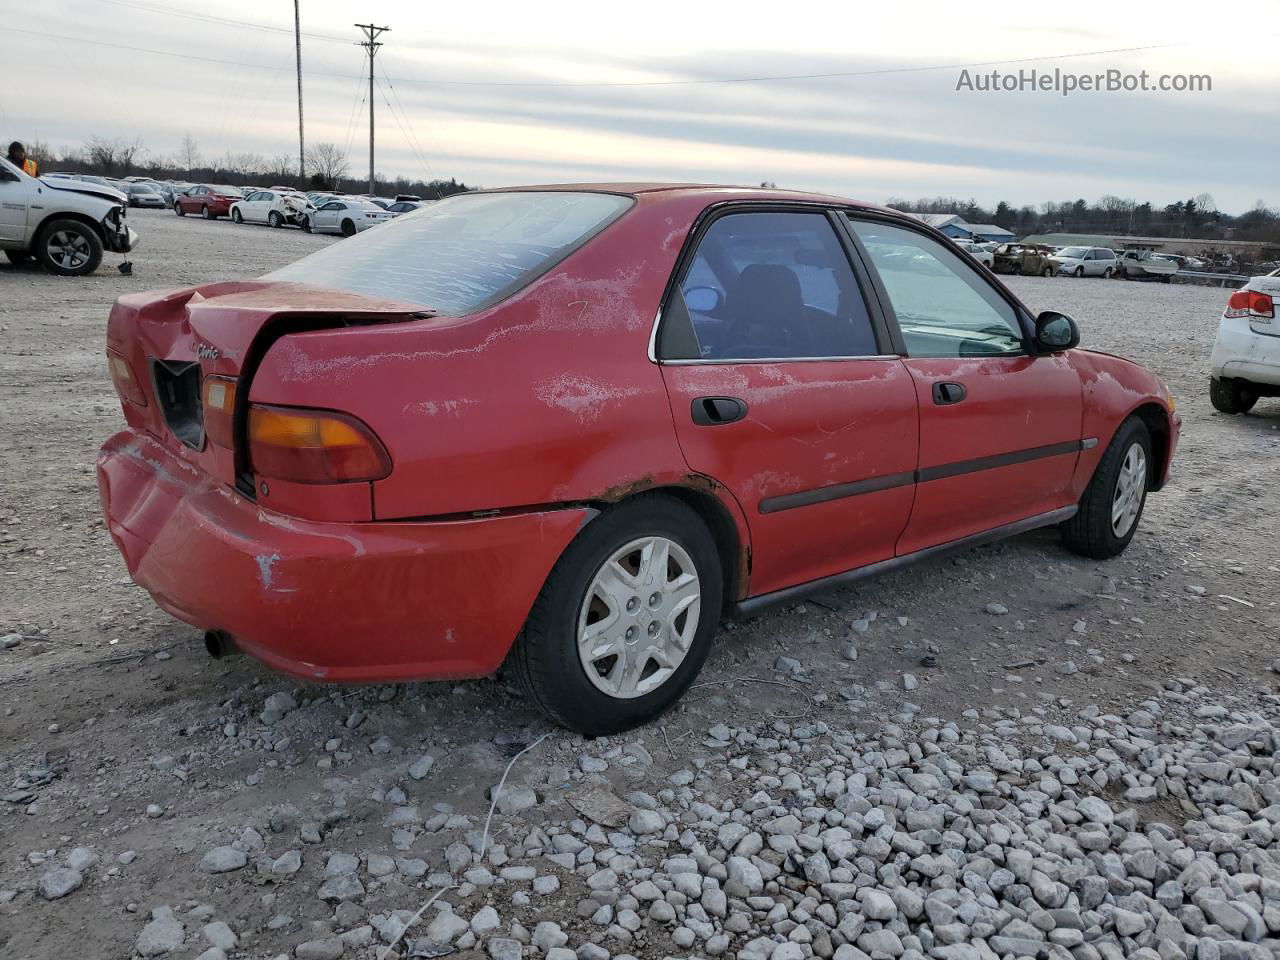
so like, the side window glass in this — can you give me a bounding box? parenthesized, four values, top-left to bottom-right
(673, 211, 879, 361)
(849, 220, 1025, 358)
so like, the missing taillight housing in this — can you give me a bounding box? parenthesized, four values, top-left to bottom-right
(248, 404, 391, 484)
(1225, 290, 1275, 319)
(202, 376, 238, 448)
(107, 351, 146, 406)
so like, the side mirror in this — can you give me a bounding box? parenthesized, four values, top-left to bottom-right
(1035, 311, 1079, 352)
(0, 167, 18, 183)
(684, 286, 723, 315)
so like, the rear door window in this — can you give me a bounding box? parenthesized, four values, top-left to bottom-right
(267, 191, 633, 314)
(664, 211, 879, 360)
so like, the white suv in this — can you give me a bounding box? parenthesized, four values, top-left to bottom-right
(0, 157, 138, 275)
(1208, 268, 1280, 413)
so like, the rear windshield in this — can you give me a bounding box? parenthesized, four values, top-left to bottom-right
(266, 190, 634, 315)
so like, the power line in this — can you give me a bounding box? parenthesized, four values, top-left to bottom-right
(376, 73, 436, 184)
(94, 0, 350, 44)
(5, 26, 1191, 90)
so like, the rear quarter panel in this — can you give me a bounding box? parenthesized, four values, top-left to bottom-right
(1066, 349, 1178, 493)
(247, 192, 724, 520)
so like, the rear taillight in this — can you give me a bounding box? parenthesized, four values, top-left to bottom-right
(108, 351, 146, 406)
(202, 376, 237, 448)
(248, 405, 391, 484)
(1225, 290, 1275, 319)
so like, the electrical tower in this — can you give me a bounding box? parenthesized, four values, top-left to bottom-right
(355, 22, 390, 197)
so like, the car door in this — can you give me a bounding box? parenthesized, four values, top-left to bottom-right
(316, 201, 342, 232)
(846, 216, 1083, 555)
(656, 207, 920, 597)
(0, 161, 32, 242)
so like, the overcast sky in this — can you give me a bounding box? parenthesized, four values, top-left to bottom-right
(3, 0, 1277, 212)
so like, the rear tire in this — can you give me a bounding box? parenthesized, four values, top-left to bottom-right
(340, 219, 356, 237)
(1060, 418, 1151, 559)
(36, 219, 104, 276)
(1103, 267, 1113, 278)
(1209, 377, 1258, 414)
(509, 495, 723, 736)
(231, 208, 243, 224)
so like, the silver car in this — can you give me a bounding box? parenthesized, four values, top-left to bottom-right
(1051, 246, 1118, 278)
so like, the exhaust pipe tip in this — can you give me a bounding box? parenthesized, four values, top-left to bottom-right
(204, 630, 239, 660)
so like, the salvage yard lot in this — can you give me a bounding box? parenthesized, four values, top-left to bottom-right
(1, 208, 1279, 958)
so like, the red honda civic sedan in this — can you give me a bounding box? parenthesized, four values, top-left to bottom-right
(98, 184, 1179, 734)
(174, 184, 243, 219)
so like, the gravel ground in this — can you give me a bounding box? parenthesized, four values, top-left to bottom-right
(1, 208, 1279, 960)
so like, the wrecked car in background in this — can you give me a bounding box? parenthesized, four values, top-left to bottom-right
(0, 156, 138, 275)
(96, 184, 1179, 734)
(993, 242, 1059, 277)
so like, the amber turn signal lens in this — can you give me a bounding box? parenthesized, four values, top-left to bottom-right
(107, 350, 147, 406)
(202, 376, 237, 448)
(248, 404, 391, 484)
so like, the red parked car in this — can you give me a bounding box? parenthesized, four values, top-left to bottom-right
(174, 184, 243, 219)
(97, 184, 1179, 734)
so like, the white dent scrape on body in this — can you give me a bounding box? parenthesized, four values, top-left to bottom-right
(533, 375, 641, 425)
(255, 552, 281, 590)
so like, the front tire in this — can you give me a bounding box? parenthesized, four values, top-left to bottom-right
(1074, 266, 1084, 278)
(1103, 267, 1113, 278)
(301, 217, 312, 233)
(36, 219, 103, 276)
(175, 203, 186, 216)
(231, 208, 243, 223)
(1042, 266, 1054, 278)
(1061, 418, 1152, 559)
(509, 495, 723, 736)
(1209, 377, 1258, 414)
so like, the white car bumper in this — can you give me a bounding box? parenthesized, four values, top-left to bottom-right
(1209, 314, 1280, 387)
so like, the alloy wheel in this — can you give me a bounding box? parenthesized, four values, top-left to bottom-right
(47, 230, 92, 270)
(577, 536, 700, 700)
(1111, 442, 1147, 537)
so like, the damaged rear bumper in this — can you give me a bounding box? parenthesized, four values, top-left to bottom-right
(96, 430, 590, 682)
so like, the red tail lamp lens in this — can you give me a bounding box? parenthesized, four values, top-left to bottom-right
(248, 405, 391, 484)
(202, 376, 237, 448)
(1225, 290, 1274, 319)
(108, 351, 146, 406)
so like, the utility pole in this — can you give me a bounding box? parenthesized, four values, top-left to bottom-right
(354, 22, 390, 197)
(294, 0, 305, 182)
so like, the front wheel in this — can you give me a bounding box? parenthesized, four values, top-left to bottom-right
(1074, 266, 1084, 278)
(1060, 418, 1151, 559)
(301, 217, 312, 233)
(1209, 377, 1258, 414)
(201, 205, 212, 220)
(509, 495, 723, 735)
(231, 208, 243, 224)
(175, 203, 186, 217)
(36, 219, 104, 276)
(1042, 266, 1054, 278)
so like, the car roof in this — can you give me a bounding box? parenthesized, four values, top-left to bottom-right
(477, 182, 896, 213)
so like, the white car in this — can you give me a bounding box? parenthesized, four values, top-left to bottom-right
(952, 238, 994, 268)
(306, 197, 396, 236)
(229, 189, 312, 228)
(1208, 268, 1280, 414)
(0, 156, 138, 275)
(1050, 246, 1118, 278)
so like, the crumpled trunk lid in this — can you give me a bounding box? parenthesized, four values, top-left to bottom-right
(106, 280, 423, 490)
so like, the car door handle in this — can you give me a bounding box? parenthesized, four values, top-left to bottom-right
(932, 381, 967, 405)
(691, 396, 747, 425)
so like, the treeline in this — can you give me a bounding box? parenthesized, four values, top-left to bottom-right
(20, 134, 471, 200)
(886, 193, 1280, 245)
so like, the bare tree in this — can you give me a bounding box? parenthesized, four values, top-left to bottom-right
(86, 136, 122, 174)
(305, 142, 349, 189)
(179, 132, 201, 177)
(221, 151, 266, 178)
(119, 138, 145, 175)
(268, 153, 296, 181)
